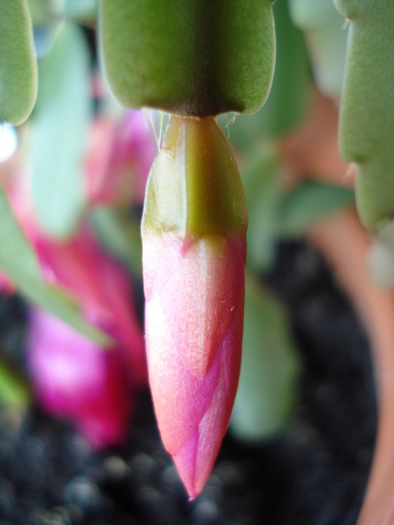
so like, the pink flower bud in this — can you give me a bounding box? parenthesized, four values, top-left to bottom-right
(142, 117, 247, 498)
(27, 308, 131, 449)
(86, 110, 157, 207)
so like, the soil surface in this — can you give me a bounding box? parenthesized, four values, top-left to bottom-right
(0, 240, 377, 525)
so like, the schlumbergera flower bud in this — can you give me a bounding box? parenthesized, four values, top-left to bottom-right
(141, 116, 248, 498)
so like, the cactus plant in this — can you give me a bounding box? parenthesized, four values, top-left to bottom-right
(100, 0, 275, 116)
(334, 0, 394, 231)
(1, 0, 394, 521)
(0, 0, 38, 125)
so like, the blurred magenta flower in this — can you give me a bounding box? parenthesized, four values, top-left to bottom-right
(142, 117, 248, 498)
(86, 110, 157, 207)
(28, 308, 131, 449)
(0, 129, 147, 387)
(33, 225, 147, 387)
(0, 115, 148, 449)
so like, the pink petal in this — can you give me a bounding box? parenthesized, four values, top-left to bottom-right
(158, 235, 243, 378)
(142, 232, 194, 302)
(35, 225, 147, 387)
(145, 294, 221, 455)
(172, 297, 244, 498)
(144, 232, 246, 496)
(86, 110, 157, 207)
(144, 234, 245, 379)
(28, 309, 131, 449)
(172, 372, 227, 499)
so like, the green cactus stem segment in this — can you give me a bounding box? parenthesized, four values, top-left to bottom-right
(100, 0, 275, 117)
(142, 116, 248, 238)
(334, 0, 394, 230)
(0, 0, 38, 125)
(218, 0, 311, 145)
(289, 0, 348, 99)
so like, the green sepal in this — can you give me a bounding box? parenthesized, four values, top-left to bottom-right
(334, 0, 394, 230)
(100, 0, 275, 116)
(142, 116, 247, 238)
(0, 0, 38, 125)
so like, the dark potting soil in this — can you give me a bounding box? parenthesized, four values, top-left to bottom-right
(0, 240, 377, 525)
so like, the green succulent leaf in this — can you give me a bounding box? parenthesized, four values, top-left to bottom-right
(91, 207, 143, 277)
(219, 0, 311, 147)
(289, 0, 349, 99)
(0, 0, 38, 125)
(25, 0, 56, 26)
(278, 181, 355, 236)
(26, 0, 97, 25)
(289, 0, 336, 24)
(334, 0, 367, 20)
(241, 148, 283, 272)
(31, 22, 92, 238)
(100, 0, 275, 116)
(64, 0, 97, 23)
(0, 185, 111, 346)
(334, 0, 394, 230)
(230, 273, 301, 442)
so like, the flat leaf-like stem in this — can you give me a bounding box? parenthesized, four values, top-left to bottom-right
(0, 185, 111, 347)
(218, 0, 311, 147)
(289, 0, 348, 99)
(230, 272, 300, 441)
(100, 0, 275, 116)
(31, 23, 92, 238)
(335, 0, 394, 230)
(0, 0, 38, 125)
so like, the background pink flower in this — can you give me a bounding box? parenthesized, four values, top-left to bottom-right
(33, 225, 147, 388)
(86, 110, 157, 207)
(27, 308, 131, 449)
